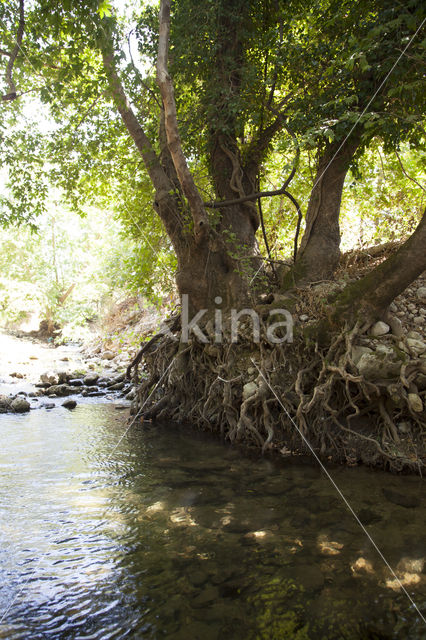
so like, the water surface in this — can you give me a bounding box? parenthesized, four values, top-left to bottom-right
(0, 404, 424, 639)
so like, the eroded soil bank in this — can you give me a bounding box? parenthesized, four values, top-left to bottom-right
(129, 250, 426, 474)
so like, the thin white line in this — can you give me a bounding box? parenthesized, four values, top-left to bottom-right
(0, 355, 176, 625)
(250, 358, 426, 626)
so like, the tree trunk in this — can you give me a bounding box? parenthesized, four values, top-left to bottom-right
(286, 136, 360, 287)
(333, 209, 426, 322)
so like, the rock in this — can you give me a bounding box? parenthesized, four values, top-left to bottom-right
(125, 389, 136, 401)
(299, 314, 309, 322)
(408, 393, 423, 413)
(57, 371, 69, 384)
(108, 382, 125, 391)
(102, 351, 115, 360)
(29, 356, 38, 360)
(68, 379, 84, 387)
(42, 402, 56, 409)
(407, 330, 423, 340)
(114, 404, 128, 410)
(60, 356, 69, 362)
(370, 321, 390, 337)
(397, 557, 424, 573)
(413, 316, 424, 326)
(382, 488, 420, 509)
(406, 338, 426, 355)
(83, 373, 99, 386)
(375, 344, 395, 357)
(46, 384, 71, 397)
(242, 382, 257, 400)
(416, 286, 426, 301)
(357, 353, 399, 381)
(397, 421, 411, 434)
(62, 399, 77, 410)
(10, 372, 24, 379)
(387, 316, 403, 338)
(111, 373, 126, 384)
(66, 385, 84, 394)
(351, 345, 373, 366)
(10, 397, 30, 413)
(0, 395, 12, 409)
(40, 371, 58, 386)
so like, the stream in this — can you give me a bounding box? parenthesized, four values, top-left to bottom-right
(0, 401, 425, 639)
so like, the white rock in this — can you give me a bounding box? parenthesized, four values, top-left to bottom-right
(407, 331, 423, 341)
(375, 344, 394, 357)
(40, 371, 58, 385)
(397, 422, 411, 434)
(299, 314, 309, 322)
(408, 393, 423, 413)
(406, 338, 426, 355)
(387, 316, 403, 338)
(102, 351, 116, 360)
(357, 353, 399, 380)
(416, 286, 426, 300)
(351, 345, 373, 365)
(242, 382, 257, 400)
(413, 316, 424, 326)
(370, 321, 390, 337)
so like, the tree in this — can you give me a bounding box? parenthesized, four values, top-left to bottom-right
(1, 0, 425, 467)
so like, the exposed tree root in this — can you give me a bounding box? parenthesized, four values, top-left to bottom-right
(128, 314, 425, 473)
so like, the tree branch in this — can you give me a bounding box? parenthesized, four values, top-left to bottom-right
(100, 37, 184, 245)
(395, 149, 426, 193)
(156, 0, 209, 243)
(205, 124, 300, 209)
(2, 0, 25, 102)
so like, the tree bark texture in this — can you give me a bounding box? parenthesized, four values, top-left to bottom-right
(292, 136, 360, 284)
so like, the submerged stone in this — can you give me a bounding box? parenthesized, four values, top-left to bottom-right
(10, 397, 30, 413)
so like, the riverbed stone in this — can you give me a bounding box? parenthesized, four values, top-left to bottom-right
(68, 379, 84, 387)
(370, 321, 390, 337)
(46, 384, 71, 397)
(83, 373, 99, 386)
(108, 381, 125, 391)
(102, 350, 115, 360)
(40, 371, 58, 385)
(382, 488, 420, 509)
(62, 399, 77, 410)
(0, 395, 12, 409)
(416, 286, 426, 301)
(10, 397, 30, 413)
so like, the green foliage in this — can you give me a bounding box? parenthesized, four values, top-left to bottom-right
(0, 0, 424, 308)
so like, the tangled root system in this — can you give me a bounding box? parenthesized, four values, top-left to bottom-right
(128, 315, 425, 473)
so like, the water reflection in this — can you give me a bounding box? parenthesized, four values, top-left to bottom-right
(0, 405, 424, 639)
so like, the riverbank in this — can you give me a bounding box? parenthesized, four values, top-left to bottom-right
(0, 329, 133, 413)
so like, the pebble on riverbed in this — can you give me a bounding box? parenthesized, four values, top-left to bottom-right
(62, 399, 77, 410)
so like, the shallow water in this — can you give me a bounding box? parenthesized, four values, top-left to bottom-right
(0, 404, 424, 639)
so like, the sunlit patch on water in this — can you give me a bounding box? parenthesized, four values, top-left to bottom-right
(0, 404, 425, 639)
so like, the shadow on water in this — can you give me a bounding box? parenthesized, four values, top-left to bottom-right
(0, 404, 424, 639)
